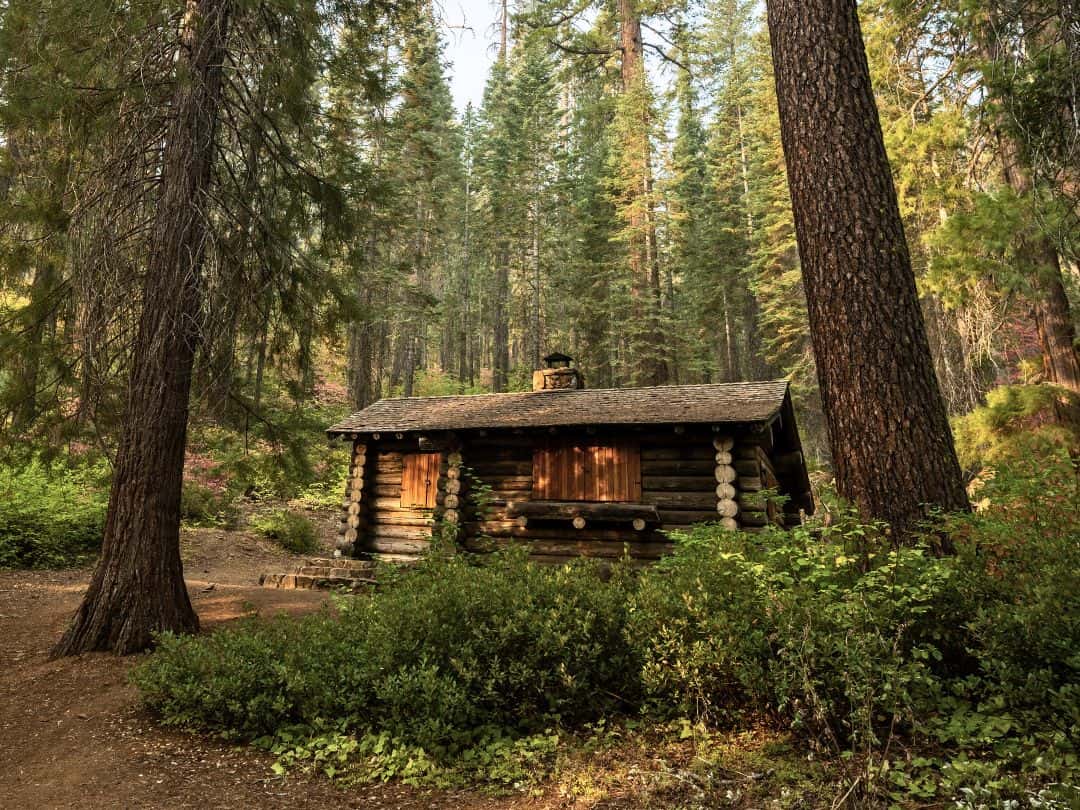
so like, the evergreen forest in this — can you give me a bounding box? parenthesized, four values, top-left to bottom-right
(0, 0, 1078, 807)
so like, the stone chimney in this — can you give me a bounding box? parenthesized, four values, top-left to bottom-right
(532, 352, 585, 391)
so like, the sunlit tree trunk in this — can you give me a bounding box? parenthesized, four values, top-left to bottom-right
(618, 0, 667, 386)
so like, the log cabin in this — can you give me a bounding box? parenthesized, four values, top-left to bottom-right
(326, 354, 814, 564)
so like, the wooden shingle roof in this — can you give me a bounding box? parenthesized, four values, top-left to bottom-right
(327, 380, 792, 435)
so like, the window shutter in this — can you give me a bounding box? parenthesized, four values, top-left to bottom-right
(533, 440, 640, 502)
(401, 452, 440, 509)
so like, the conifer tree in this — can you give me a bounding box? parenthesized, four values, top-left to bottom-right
(54, 0, 233, 655)
(765, 0, 970, 537)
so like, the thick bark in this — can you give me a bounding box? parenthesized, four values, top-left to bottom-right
(764, 0, 969, 537)
(1032, 263, 1080, 391)
(13, 262, 57, 429)
(252, 309, 269, 410)
(347, 293, 375, 410)
(53, 0, 231, 656)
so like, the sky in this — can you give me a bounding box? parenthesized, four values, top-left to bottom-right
(440, 0, 500, 112)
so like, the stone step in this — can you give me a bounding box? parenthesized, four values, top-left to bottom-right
(303, 557, 377, 571)
(297, 565, 378, 578)
(259, 571, 377, 593)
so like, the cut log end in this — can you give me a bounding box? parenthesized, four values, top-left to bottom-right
(716, 498, 739, 518)
(714, 465, 737, 484)
(572, 516, 587, 530)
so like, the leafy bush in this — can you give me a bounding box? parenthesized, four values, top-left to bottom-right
(133, 456, 1080, 798)
(134, 552, 637, 750)
(935, 452, 1080, 772)
(632, 518, 959, 751)
(952, 383, 1080, 471)
(180, 481, 238, 528)
(0, 457, 108, 568)
(629, 534, 772, 722)
(249, 509, 319, 554)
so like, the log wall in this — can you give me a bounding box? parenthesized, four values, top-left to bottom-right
(339, 424, 804, 564)
(344, 439, 437, 560)
(460, 427, 731, 563)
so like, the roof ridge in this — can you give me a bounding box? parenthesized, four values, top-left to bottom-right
(369, 378, 789, 405)
(327, 379, 791, 435)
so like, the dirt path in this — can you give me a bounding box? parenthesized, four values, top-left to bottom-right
(0, 529, 547, 810)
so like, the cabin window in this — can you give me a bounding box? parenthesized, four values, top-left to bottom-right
(533, 439, 641, 502)
(401, 452, 440, 509)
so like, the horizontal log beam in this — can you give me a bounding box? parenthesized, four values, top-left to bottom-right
(641, 492, 718, 509)
(658, 509, 725, 525)
(464, 536, 673, 558)
(367, 525, 432, 541)
(359, 537, 431, 554)
(371, 513, 436, 527)
(506, 500, 661, 523)
(372, 496, 435, 512)
(641, 447, 714, 461)
(466, 461, 533, 476)
(642, 476, 717, 491)
(739, 511, 769, 527)
(640, 460, 716, 476)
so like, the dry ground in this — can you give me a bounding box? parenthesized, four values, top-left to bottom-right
(0, 525, 832, 810)
(0, 527, 556, 810)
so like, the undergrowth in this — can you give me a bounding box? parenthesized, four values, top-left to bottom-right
(0, 455, 109, 567)
(132, 451, 1080, 805)
(249, 508, 319, 554)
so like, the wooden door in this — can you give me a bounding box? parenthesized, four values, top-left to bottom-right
(401, 452, 440, 509)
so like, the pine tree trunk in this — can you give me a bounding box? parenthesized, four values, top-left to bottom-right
(618, 0, 667, 386)
(735, 101, 768, 379)
(492, 246, 510, 392)
(402, 330, 415, 398)
(765, 0, 969, 538)
(997, 135, 1080, 391)
(347, 288, 375, 410)
(1032, 258, 1080, 391)
(53, 0, 231, 656)
(252, 310, 269, 410)
(13, 261, 56, 429)
(297, 316, 314, 396)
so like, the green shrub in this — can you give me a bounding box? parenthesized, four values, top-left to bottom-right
(633, 518, 960, 751)
(762, 535, 955, 752)
(952, 383, 1080, 472)
(629, 530, 772, 722)
(133, 551, 637, 751)
(937, 452, 1080, 762)
(133, 456, 1080, 797)
(180, 481, 238, 528)
(0, 458, 108, 568)
(249, 509, 319, 554)
(344, 553, 639, 747)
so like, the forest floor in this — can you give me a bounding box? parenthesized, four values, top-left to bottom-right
(0, 525, 560, 810)
(0, 522, 829, 810)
